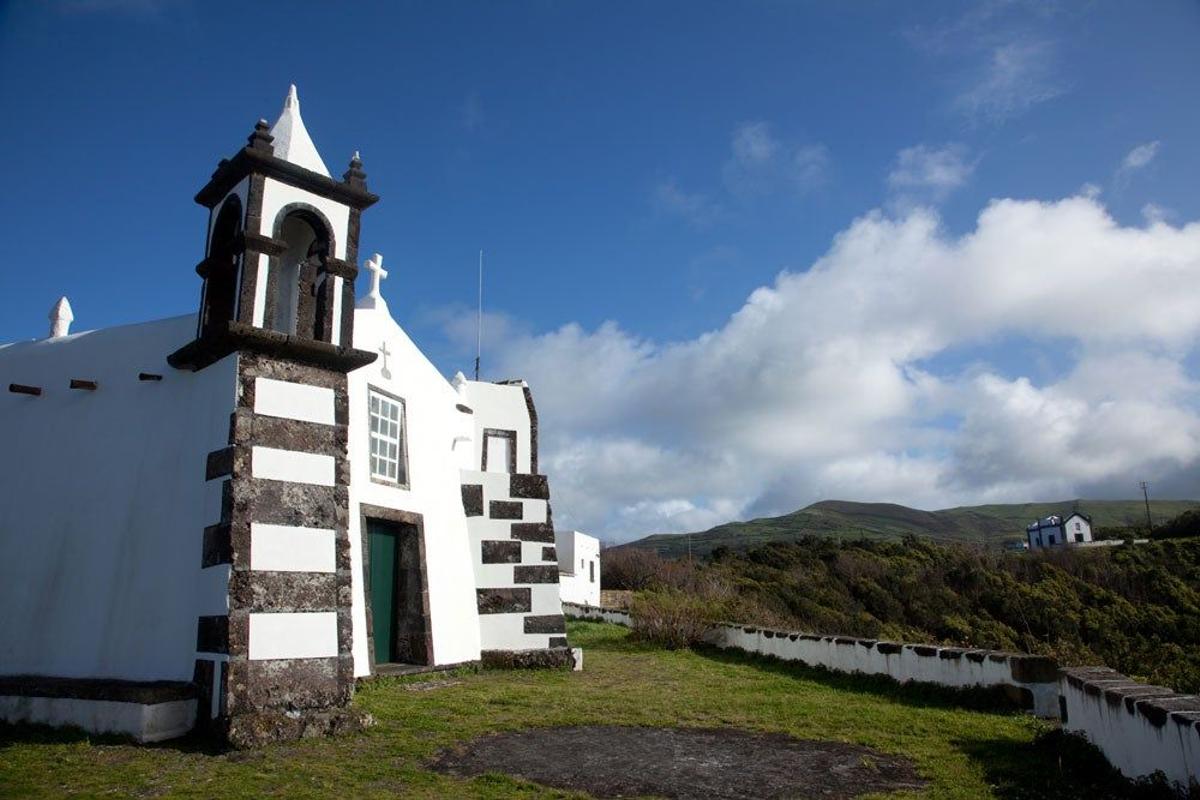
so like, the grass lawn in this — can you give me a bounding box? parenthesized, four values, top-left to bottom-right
(0, 621, 1144, 799)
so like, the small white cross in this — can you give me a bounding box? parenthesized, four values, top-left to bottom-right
(365, 253, 388, 301)
(378, 341, 392, 379)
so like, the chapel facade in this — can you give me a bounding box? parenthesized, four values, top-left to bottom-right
(0, 87, 570, 745)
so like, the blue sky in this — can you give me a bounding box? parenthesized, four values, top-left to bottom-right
(3, 2, 1199, 540)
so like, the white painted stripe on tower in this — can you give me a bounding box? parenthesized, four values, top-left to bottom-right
(250, 523, 336, 573)
(329, 275, 343, 347)
(253, 377, 336, 425)
(248, 612, 338, 660)
(251, 446, 335, 486)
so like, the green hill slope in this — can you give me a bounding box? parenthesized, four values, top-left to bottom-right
(620, 498, 1200, 557)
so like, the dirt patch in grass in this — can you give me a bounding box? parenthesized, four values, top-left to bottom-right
(430, 724, 927, 799)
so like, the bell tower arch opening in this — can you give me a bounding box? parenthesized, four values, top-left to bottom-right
(199, 195, 242, 337)
(271, 206, 332, 338)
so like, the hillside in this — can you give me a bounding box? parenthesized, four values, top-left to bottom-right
(619, 498, 1200, 557)
(604, 536, 1200, 694)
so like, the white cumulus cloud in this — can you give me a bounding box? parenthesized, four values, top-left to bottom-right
(888, 143, 976, 200)
(462, 194, 1200, 541)
(1122, 141, 1161, 172)
(723, 121, 829, 196)
(955, 39, 1064, 124)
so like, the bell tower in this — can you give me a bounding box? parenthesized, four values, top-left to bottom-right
(171, 84, 377, 368)
(170, 86, 377, 745)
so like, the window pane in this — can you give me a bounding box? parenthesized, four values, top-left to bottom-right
(368, 390, 407, 483)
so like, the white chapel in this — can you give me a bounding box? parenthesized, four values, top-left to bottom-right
(0, 87, 571, 746)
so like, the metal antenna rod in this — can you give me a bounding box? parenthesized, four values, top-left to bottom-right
(474, 249, 483, 381)
(1140, 480, 1154, 533)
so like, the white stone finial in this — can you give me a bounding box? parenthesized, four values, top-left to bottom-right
(452, 371, 468, 393)
(48, 296, 74, 339)
(357, 253, 389, 311)
(353, 150, 361, 161)
(268, 84, 331, 177)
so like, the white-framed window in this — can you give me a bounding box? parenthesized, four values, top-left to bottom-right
(369, 388, 407, 485)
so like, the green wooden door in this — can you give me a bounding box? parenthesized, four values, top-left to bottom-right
(368, 521, 397, 664)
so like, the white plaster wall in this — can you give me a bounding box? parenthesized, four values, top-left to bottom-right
(348, 307, 483, 673)
(257, 179, 350, 260)
(463, 469, 561, 651)
(0, 315, 236, 682)
(557, 531, 600, 607)
(462, 381, 533, 474)
(1064, 514, 1093, 543)
(1061, 678, 1199, 789)
(555, 529, 577, 569)
(251, 252, 271, 326)
(0, 695, 197, 743)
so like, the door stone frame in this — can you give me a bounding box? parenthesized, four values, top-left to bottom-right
(359, 505, 433, 673)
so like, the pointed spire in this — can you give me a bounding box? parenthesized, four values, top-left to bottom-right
(268, 84, 331, 177)
(48, 296, 74, 339)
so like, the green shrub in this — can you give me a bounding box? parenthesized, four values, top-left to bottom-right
(629, 589, 726, 649)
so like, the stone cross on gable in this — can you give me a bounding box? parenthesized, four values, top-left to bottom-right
(378, 340, 392, 380)
(365, 253, 388, 301)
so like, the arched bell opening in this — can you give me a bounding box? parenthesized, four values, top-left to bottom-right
(271, 206, 333, 340)
(200, 195, 242, 337)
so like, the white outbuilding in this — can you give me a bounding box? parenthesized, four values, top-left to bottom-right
(0, 86, 571, 746)
(556, 530, 601, 607)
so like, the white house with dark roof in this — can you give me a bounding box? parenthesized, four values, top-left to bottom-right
(1026, 512, 1094, 549)
(0, 86, 570, 746)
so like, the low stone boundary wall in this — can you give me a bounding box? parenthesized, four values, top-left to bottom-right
(562, 602, 1059, 718)
(564, 604, 632, 628)
(705, 622, 1061, 718)
(1061, 667, 1199, 790)
(481, 647, 578, 670)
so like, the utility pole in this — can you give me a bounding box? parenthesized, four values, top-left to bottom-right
(1140, 480, 1154, 534)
